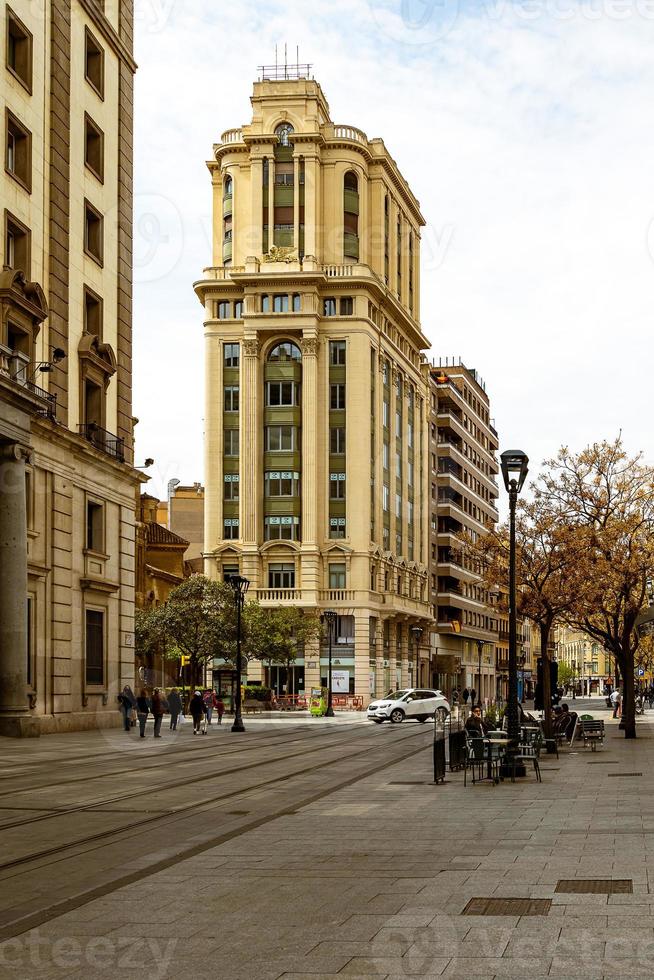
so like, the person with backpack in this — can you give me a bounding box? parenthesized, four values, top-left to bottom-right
(136, 689, 150, 738)
(168, 688, 183, 731)
(151, 688, 166, 738)
(189, 690, 207, 735)
(117, 685, 136, 732)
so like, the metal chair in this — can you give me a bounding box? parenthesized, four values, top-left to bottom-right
(507, 743, 542, 782)
(463, 734, 486, 786)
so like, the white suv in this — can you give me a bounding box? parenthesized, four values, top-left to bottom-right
(367, 689, 450, 724)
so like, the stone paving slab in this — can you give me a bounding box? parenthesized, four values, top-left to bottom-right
(4, 701, 654, 978)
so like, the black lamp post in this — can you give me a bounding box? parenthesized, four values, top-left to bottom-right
(476, 639, 484, 707)
(323, 610, 337, 717)
(411, 626, 423, 688)
(226, 574, 250, 733)
(500, 449, 529, 770)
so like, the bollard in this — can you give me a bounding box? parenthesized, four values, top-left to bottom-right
(433, 710, 446, 783)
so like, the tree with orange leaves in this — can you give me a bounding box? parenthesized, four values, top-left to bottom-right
(539, 437, 654, 739)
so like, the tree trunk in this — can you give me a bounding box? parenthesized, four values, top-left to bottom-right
(540, 622, 553, 739)
(621, 647, 636, 738)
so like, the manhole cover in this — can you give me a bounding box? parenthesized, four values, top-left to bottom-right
(555, 879, 632, 894)
(607, 773, 642, 778)
(462, 898, 551, 916)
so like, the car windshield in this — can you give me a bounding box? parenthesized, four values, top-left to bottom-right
(384, 690, 409, 701)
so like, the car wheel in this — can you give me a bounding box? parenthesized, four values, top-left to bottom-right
(435, 707, 449, 723)
(389, 709, 404, 724)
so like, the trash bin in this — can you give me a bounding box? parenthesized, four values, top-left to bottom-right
(449, 722, 467, 772)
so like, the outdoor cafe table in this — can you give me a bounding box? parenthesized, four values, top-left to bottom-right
(483, 737, 511, 782)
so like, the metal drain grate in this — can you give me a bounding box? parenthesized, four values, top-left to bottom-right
(462, 898, 551, 916)
(607, 773, 642, 777)
(555, 879, 632, 894)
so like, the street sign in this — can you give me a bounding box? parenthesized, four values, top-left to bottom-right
(638, 668, 645, 676)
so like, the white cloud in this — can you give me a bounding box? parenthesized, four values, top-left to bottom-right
(133, 0, 654, 499)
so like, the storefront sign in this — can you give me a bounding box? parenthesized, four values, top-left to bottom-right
(332, 670, 350, 693)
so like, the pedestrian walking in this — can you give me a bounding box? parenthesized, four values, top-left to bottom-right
(216, 694, 225, 725)
(168, 688, 182, 730)
(470, 688, 477, 707)
(462, 688, 469, 704)
(648, 687, 654, 710)
(151, 688, 165, 738)
(189, 690, 207, 735)
(610, 688, 622, 719)
(117, 685, 135, 732)
(203, 689, 216, 725)
(136, 689, 150, 738)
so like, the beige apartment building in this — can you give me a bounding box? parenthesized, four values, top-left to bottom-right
(428, 360, 500, 702)
(1, 1, 139, 734)
(194, 68, 433, 701)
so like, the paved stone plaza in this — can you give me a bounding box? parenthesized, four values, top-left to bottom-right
(1, 701, 654, 978)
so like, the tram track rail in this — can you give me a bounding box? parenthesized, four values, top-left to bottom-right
(1, 720, 366, 796)
(0, 724, 424, 863)
(0, 725, 433, 942)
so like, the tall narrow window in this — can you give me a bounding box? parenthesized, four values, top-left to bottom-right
(86, 500, 104, 552)
(330, 340, 346, 366)
(5, 110, 31, 191)
(6, 7, 32, 92)
(84, 113, 104, 182)
(84, 200, 104, 265)
(343, 171, 359, 260)
(223, 175, 233, 265)
(397, 216, 402, 299)
(85, 610, 105, 686)
(224, 342, 240, 367)
(84, 28, 104, 98)
(84, 287, 103, 338)
(384, 195, 390, 283)
(4, 210, 30, 274)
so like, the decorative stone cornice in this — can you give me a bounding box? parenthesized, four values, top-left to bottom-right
(0, 442, 33, 465)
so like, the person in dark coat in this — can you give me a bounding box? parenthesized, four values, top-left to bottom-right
(462, 688, 469, 704)
(189, 690, 206, 735)
(117, 685, 135, 731)
(136, 689, 150, 738)
(465, 706, 489, 737)
(168, 688, 182, 730)
(151, 688, 165, 738)
(215, 695, 225, 725)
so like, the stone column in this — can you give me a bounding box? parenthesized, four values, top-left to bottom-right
(374, 616, 385, 699)
(400, 622, 410, 689)
(249, 156, 264, 257)
(303, 153, 319, 258)
(268, 158, 275, 249)
(0, 442, 39, 737)
(240, 336, 260, 585)
(293, 155, 301, 255)
(300, 332, 319, 596)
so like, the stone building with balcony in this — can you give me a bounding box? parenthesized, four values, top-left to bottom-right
(0, 1, 140, 734)
(428, 360, 500, 702)
(194, 68, 433, 702)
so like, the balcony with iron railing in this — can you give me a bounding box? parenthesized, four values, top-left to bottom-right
(0, 348, 58, 420)
(78, 423, 125, 463)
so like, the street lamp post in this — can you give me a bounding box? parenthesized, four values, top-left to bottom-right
(226, 574, 250, 733)
(411, 626, 423, 688)
(500, 449, 529, 774)
(476, 639, 484, 708)
(323, 610, 337, 717)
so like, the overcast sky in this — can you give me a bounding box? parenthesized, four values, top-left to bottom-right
(132, 0, 654, 501)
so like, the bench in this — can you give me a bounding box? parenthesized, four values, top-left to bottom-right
(243, 699, 264, 715)
(579, 719, 604, 751)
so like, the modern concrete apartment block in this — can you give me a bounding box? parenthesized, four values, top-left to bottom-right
(429, 360, 501, 701)
(194, 68, 434, 702)
(0, 1, 139, 734)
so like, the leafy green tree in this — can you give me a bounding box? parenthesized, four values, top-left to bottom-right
(139, 576, 237, 689)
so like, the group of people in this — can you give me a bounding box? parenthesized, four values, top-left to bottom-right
(117, 686, 225, 738)
(451, 687, 477, 706)
(464, 701, 578, 742)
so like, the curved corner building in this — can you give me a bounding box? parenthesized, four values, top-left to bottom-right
(194, 68, 434, 703)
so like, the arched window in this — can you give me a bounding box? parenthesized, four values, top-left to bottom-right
(344, 171, 358, 192)
(223, 175, 233, 198)
(275, 123, 294, 146)
(268, 341, 302, 363)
